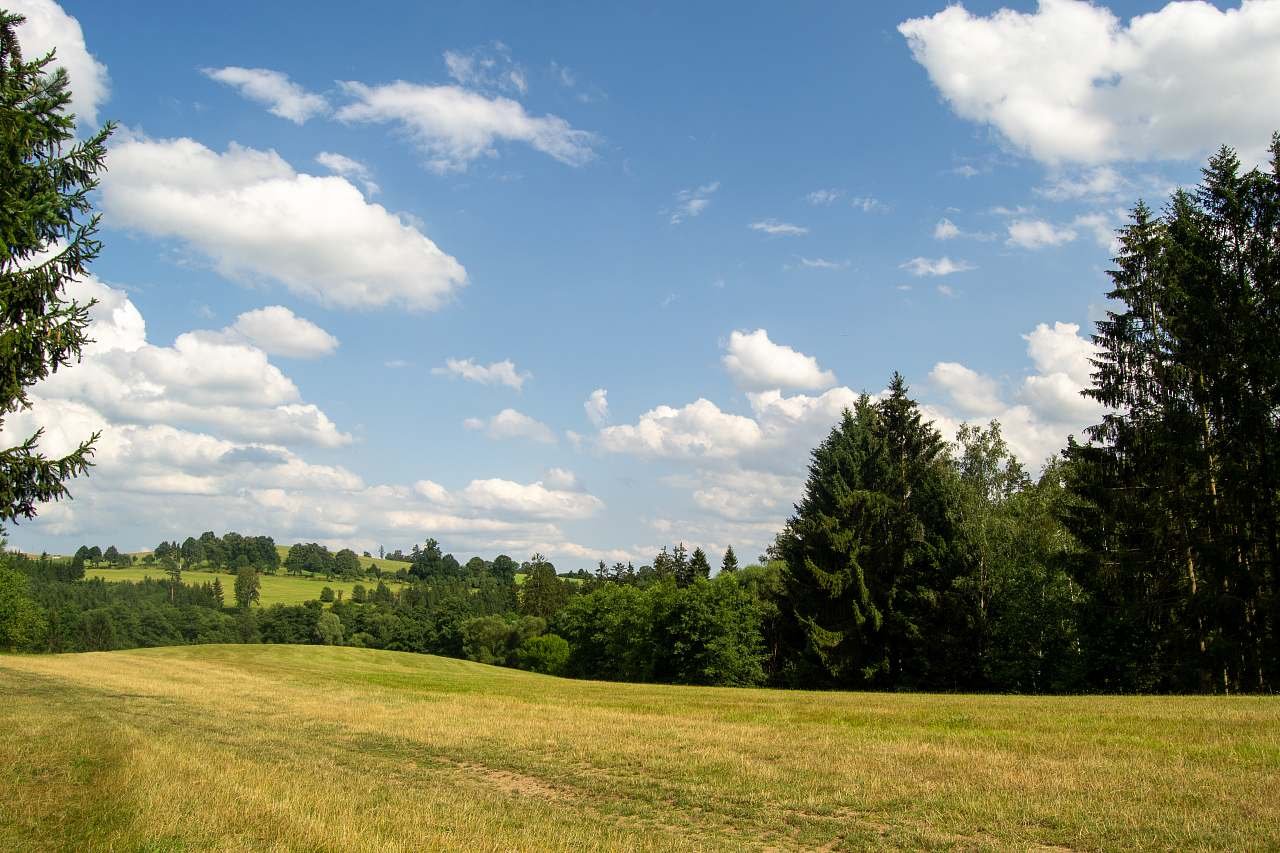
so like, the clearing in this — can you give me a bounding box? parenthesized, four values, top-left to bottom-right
(1, 645, 1277, 851)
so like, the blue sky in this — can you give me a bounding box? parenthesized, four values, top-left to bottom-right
(6, 0, 1278, 566)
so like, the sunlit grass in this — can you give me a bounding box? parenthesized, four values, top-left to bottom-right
(85, 567, 400, 607)
(1, 645, 1277, 851)
(272, 544, 412, 573)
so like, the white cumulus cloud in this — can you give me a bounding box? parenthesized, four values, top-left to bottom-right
(464, 408, 556, 444)
(930, 362, 1005, 417)
(598, 399, 764, 460)
(228, 306, 339, 359)
(934, 218, 961, 240)
(584, 388, 609, 426)
(36, 277, 350, 447)
(460, 478, 602, 520)
(335, 80, 596, 173)
(1007, 219, 1079, 250)
(314, 151, 378, 195)
(101, 134, 467, 311)
(8, 0, 109, 125)
(722, 329, 836, 391)
(900, 0, 1280, 165)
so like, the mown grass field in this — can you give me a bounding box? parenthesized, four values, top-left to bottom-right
(85, 567, 397, 607)
(271, 545, 412, 574)
(1, 646, 1277, 851)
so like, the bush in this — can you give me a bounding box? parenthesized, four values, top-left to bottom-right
(316, 611, 343, 645)
(516, 634, 570, 675)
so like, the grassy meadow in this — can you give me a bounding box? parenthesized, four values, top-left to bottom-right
(86, 567, 398, 607)
(270, 545, 412, 574)
(1, 645, 1278, 851)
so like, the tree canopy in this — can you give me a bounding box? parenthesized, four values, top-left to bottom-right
(0, 11, 113, 527)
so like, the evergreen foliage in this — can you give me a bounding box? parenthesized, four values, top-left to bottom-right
(774, 376, 964, 689)
(0, 11, 113, 527)
(1065, 136, 1280, 693)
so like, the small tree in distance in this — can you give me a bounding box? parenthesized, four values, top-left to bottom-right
(234, 564, 260, 611)
(689, 547, 711, 583)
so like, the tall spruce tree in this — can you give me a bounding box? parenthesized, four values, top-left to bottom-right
(688, 547, 711, 583)
(720, 545, 739, 574)
(774, 376, 965, 689)
(0, 12, 113, 526)
(1067, 135, 1280, 692)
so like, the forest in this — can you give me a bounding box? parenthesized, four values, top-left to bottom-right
(6, 136, 1280, 698)
(0, 3, 1277, 694)
(5, 138, 1280, 692)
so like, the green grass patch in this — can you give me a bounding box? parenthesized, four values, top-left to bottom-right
(272, 544, 412, 573)
(86, 567, 398, 607)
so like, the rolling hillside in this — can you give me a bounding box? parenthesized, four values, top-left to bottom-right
(84, 567, 397, 607)
(2, 645, 1277, 851)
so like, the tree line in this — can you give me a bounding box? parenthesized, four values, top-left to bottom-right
(0, 16, 1276, 691)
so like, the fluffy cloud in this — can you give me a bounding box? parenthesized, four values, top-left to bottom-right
(543, 467, 579, 490)
(101, 134, 467, 310)
(459, 479, 602, 520)
(934, 218, 961, 240)
(432, 358, 530, 391)
(687, 468, 803, 523)
(900, 0, 1280, 165)
(228, 306, 339, 358)
(9, 0, 108, 125)
(1020, 321, 1102, 423)
(202, 66, 328, 124)
(314, 151, 378, 195)
(598, 399, 764, 460)
(584, 388, 609, 426)
(5, 402, 360, 500)
(464, 409, 556, 444)
(749, 219, 809, 237)
(722, 329, 836, 391)
(925, 321, 1105, 462)
(599, 320, 1109, 552)
(930, 362, 1005, 417)
(4, 279, 617, 562)
(1007, 219, 1079, 249)
(36, 276, 349, 447)
(335, 81, 596, 173)
(900, 256, 975, 276)
(1072, 212, 1123, 252)
(669, 182, 719, 224)
(597, 383, 862, 467)
(408, 475, 602, 521)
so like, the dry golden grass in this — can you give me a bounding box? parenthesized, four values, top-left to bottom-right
(1, 645, 1278, 851)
